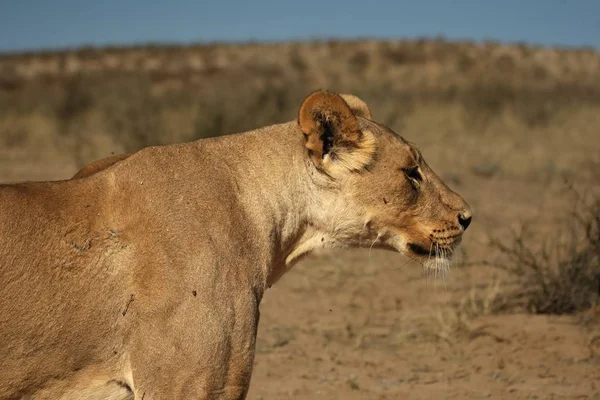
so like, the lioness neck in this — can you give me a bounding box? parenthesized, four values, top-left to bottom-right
(192, 122, 334, 287)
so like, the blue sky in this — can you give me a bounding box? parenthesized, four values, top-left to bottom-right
(1, 0, 599, 53)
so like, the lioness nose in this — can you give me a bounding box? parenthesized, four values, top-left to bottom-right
(458, 211, 472, 231)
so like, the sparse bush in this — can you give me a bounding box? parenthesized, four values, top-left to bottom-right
(0, 125, 28, 148)
(289, 48, 308, 72)
(57, 75, 94, 122)
(56, 75, 95, 166)
(348, 50, 370, 74)
(492, 195, 600, 314)
(99, 74, 164, 151)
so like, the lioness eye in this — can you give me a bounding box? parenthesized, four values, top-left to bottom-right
(404, 167, 422, 183)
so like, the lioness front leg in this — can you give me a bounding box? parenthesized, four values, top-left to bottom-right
(127, 292, 259, 399)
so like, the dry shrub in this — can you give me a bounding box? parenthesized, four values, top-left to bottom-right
(492, 193, 600, 314)
(99, 74, 164, 151)
(57, 75, 94, 122)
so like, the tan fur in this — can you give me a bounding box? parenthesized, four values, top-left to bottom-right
(0, 90, 471, 399)
(72, 153, 131, 179)
(340, 93, 372, 119)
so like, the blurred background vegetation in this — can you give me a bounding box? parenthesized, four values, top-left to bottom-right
(1, 39, 599, 182)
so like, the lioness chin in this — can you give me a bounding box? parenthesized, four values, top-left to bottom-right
(0, 90, 471, 399)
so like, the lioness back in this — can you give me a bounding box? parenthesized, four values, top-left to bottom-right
(71, 153, 131, 179)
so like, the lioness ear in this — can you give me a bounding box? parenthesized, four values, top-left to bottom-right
(298, 90, 376, 172)
(340, 94, 372, 120)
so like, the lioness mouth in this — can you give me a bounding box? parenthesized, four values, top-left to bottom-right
(408, 242, 453, 259)
(408, 243, 433, 257)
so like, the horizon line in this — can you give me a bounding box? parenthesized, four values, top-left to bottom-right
(1, 35, 598, 57)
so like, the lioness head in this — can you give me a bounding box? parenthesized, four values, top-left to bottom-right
(298, 90, 471, 270)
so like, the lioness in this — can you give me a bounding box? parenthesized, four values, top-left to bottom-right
(0, 91, 471, 399)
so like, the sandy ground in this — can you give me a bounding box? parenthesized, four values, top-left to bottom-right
(245, 175, 600, 400)
(1, 142, 599, 400)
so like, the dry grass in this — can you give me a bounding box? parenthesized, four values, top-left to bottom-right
(1, 39, 600, 172)
(489, 191, 600, 315)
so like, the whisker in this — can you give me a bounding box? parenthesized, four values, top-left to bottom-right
(434, 243, 440, 289)
(425, 241, 434, 288)
(441, 247, 449, 289)
(368, 233, 382, 261)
